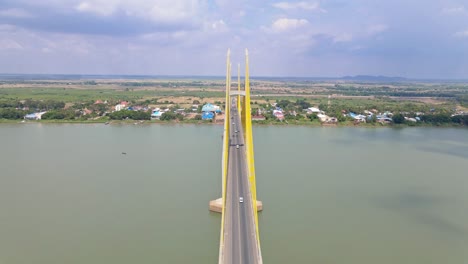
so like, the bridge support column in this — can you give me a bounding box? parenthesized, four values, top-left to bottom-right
(209, 199, 263, 213)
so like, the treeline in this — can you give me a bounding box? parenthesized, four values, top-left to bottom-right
(0, 108, 27, 119)
(420, 114, 468, 125)
(0, 99, 65, 110)
(275, 99, 311, 110)
(108, 110, 150, 120)
(160, 112, 184, 121)
(41, 110, 78, 120)
(391, 113, 468, 125)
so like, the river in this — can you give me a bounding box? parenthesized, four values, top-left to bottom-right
(0, 124, 467, 264)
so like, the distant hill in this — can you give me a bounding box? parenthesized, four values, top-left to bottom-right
(340, 75, 407, 82)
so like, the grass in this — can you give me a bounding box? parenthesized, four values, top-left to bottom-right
(0, 87, 224, 103)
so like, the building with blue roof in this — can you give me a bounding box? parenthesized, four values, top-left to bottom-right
(202, 112, 215, 120)
(151, 108, 163, 119)
(201, 103, 221, 120)
(202, 103, 221, 113)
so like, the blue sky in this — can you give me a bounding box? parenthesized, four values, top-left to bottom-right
(0, 0, 467, 78)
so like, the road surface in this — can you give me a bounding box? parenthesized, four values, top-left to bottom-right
(223, 105, 260, 264)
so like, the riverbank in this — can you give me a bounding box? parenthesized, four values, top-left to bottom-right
(1, 118, 466, 128)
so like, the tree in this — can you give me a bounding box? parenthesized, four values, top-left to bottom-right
(295, 99, 311, 109)
(263, 112, 275, 120)
(451, 115, 468, 125)
(318, 103, 327, 111)
(392, 113, 405, 124)
(285, 113, 296, 120)
(41, 109, 77, 120)
(108, 110, 150, 120)
(0, 108, 26, 119)
(276, 99, 292, 109)
(160, 112, 176, 121)
(193, 100, 200, 104)
(251, 108, 258, 116)
(307, 113, 318, 121)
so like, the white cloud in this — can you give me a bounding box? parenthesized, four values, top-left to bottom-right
(0, 39, 23, 50)
(350, 45, 365, 51)
(75, 2, 115, 16)
(210, 20, 228, 32)
(0, 8, 33, 18)
(272, 1, 326, 12)
(442, 6, 466, 14)
(454, 30, 468, 38)
(41, 47, 53, 53)
(367, 24, 388, 35)
(75, 0, 204, 24)
(271, 18, 309, 32)
(333, 33, 353, 43)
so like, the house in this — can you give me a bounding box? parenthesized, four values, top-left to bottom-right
(129, 106, 144, 111)
(317, 114, 328, 122)
(272, 109, 284, 120)
(202, 103, 221, 113)
(201, 103, 220, 120)
(151, 108, 163, 119)
(24, 112, 47, 120)
(317, 114, 338, 123)
(273, 109, 283, 115)
(376, 115, 393, 123)
(175, 109, 186, 115)
(275, 113, 284, 120)
(82, 109, 93, 115)
(252, 115, 266, 121)
(348, 112, 367, 122)
(307, 107, 322, 114)
(202, 112, 215, 120)
(115, 103, 128, 111)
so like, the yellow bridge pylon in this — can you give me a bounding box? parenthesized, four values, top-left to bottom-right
(210, 49, 262, 263)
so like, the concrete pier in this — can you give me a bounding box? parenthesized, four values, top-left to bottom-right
(209, 198, 263, 212)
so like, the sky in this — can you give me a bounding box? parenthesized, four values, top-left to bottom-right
(0, 0, 467, 78)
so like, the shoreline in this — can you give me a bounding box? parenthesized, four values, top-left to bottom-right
(1, 119, 465, 128)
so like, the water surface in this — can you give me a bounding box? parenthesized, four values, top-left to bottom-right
(0, 124, 467, 264)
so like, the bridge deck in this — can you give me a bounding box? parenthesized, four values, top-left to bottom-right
(222, 106, 261, 264)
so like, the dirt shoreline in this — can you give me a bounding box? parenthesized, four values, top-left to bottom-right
(1, 119, 465, 128)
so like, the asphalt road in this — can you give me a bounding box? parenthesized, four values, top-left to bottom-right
(223, 106, 259, 264)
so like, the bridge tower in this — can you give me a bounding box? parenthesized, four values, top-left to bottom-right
(210, 49, 263, 263)
(209, 49, 262, 214)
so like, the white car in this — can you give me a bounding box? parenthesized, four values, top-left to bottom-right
(239, 197, 243, 203)
(236, 145, 239, 149)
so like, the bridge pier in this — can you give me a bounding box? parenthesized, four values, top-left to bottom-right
(209, 198, 263, 213)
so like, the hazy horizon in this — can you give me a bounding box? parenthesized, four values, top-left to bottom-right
(2, 73, 468, 82)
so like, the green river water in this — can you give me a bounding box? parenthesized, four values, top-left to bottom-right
(0, 124, 467, 264)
